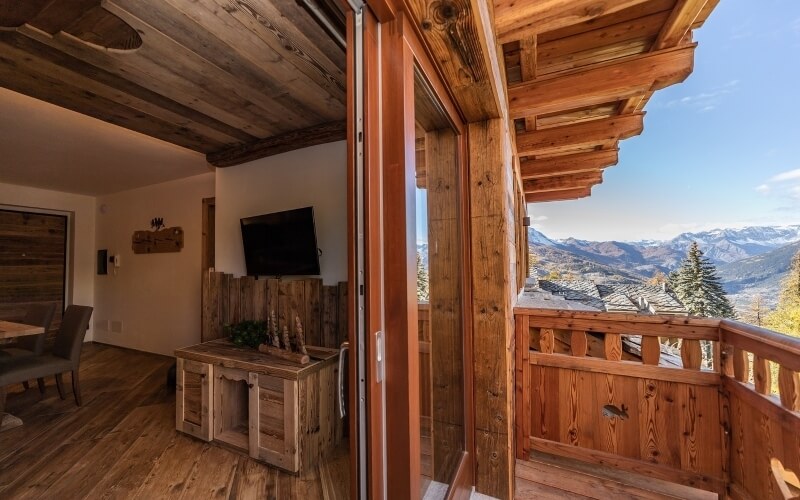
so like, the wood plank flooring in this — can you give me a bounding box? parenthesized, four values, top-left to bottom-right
(515, 455, 718, 500)
(0, 342, 350, 499)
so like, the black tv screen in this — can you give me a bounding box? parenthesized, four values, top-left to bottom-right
(240, 207, 320, 276)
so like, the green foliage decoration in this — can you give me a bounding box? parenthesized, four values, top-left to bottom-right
(225, 320, 268, 349)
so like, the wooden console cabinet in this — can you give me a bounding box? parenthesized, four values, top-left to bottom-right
(175, 339, 341, 473)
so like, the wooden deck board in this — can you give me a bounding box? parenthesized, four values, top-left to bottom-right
(0, 342, 348, 499)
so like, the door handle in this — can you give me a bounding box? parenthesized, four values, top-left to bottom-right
(338, 341, 349, 418)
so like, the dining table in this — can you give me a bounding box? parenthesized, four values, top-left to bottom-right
(0, 320, 45, 432)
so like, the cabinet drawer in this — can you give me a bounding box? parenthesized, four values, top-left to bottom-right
(249, 372, 299, 472)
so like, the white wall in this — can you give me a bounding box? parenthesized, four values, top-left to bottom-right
(0, 183, 96, 340)
(93, 172, 215, 356)
(215, 141, 347, 285)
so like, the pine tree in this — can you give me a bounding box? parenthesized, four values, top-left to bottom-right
(670, 242, 736, 318)
(416, 252, 429, 301)
(765, 250, 800, 337)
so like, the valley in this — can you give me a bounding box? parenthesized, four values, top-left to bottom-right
(527, 225, 800, 313)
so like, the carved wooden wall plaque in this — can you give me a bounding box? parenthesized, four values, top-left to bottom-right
(132, 227, 184, 254)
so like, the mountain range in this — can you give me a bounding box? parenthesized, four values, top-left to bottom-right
(528, 225, 800, 311)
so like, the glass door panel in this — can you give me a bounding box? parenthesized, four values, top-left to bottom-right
(414, 68, 465, 499)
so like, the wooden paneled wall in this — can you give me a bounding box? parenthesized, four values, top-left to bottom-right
(0, 209, 66, 337)
(201, 271, 347, 349)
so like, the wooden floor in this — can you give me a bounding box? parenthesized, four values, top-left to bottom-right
(0, 342, 350, 499)
(515, 454, 718, 500)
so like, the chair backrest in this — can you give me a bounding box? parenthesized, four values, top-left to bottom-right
(52, 305, 93, 365)
(17, 302, 57, 354)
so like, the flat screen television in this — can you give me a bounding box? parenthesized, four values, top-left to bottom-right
(240, 206, 320, 276)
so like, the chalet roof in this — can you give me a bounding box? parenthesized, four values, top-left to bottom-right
(532, 279, 687, 315)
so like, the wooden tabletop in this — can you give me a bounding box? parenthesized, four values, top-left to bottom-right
(175, 339, 338, 380)
(0, 320, 44, 340)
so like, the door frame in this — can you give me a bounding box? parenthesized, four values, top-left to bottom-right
(347, 4, 475, 498)
(378, 10, 475, 499)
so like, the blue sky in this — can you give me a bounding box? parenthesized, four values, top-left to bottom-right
(529, 0, 800, 242)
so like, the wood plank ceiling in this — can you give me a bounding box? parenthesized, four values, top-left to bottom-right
(0, 0, 346, 167)
(496, 0, 719, 202)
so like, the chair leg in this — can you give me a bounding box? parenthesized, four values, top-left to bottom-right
(55, 373, 65, 400)
(22, 381, 30, 391)
(71, 370, 82, 407)
(37, 378, 46, 396)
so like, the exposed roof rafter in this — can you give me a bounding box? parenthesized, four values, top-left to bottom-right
(517, 112, 643, 157)
(494, 0, 651, 44)
(520, 149, 618, 179)
(509, 45, 695, 119)
(525, 187, 592, 203)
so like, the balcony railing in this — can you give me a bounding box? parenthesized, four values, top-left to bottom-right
(514, 307, 800, 499)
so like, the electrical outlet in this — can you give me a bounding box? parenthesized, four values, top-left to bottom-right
(111, 320, 123, 334)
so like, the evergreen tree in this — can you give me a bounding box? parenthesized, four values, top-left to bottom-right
(416, 252, 429, 301)
(670, 242, 736, 318)
(765, 250, 800, 337)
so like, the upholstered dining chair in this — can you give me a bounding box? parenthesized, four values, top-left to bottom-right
(0, 303, 56, 357)
(0, 302, 57, 393)
(0, 305, 93, 414)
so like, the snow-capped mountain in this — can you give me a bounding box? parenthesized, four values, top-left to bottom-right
(527, 225, 800, 310)
(528, 227, 558, 247)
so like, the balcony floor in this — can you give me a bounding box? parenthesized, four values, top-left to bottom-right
(515, 454, 718, 500)
(0, 342, 349, 499)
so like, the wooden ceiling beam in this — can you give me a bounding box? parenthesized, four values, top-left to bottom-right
(405, 0, 506, 122)
(207, 120, 346, 167)
(517, 113, 642, 156)
(525, 187, 592, 203)
(654, 0, 709, 50)
(509, 44, 695, 119)
(618, 1, 712, 114)
(523, 171, 603, 193)
(520, 149, 618, 179)
(494, 0, 651, 44)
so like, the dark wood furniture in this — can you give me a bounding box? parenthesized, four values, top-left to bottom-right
(175, 338, 341, 473)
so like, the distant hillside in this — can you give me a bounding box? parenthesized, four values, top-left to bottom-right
(718, 240, 800, 309)
(529, 244, 649, 284)
(527, 225, 800, 314)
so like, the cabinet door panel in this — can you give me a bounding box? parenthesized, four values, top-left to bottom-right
(176, 358, 213, 441)
(249, 372, 299, 472)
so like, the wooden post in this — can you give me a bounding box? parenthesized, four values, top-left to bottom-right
(641, 336, 661, 365)
(753, 355, 771, 395)
(778, 366, 800, 411)
(570, 331, 587, 357)
(469, 118, 515, 499)
(732, 347, 749, 383)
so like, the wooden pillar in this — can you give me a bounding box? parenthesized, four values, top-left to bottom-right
(469, 118, 516, 498)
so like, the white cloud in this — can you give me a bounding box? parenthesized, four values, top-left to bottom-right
(659, 81, 738, 113)
(757, 168, 800, 201)
(770, 168, 800, 182)
(530, 215, 548, 222)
